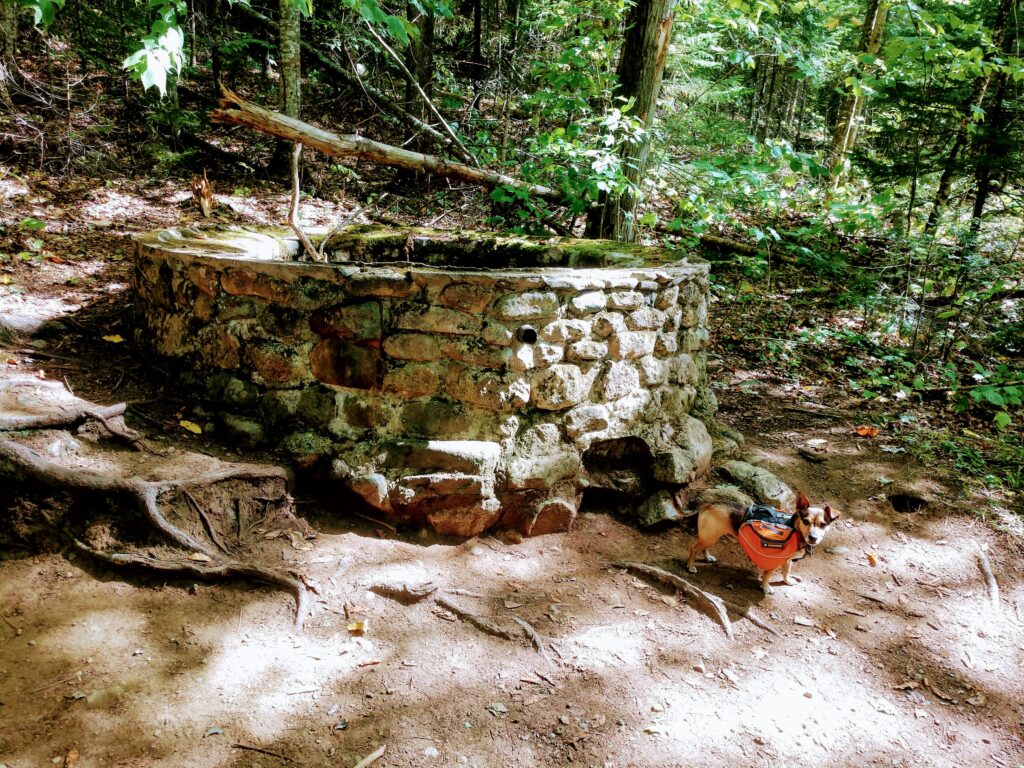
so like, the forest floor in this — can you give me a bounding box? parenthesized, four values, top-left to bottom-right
(1, 172, 1023, 768)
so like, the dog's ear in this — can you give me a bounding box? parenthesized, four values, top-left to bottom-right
(824, 505, 840, 524)
(796, 490, 810, 512)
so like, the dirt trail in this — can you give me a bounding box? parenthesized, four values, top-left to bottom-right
(2, 402, 1023, 768)
(2, 180, 1023, 768)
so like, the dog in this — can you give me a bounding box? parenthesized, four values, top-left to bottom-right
(686, 491, 839, 594)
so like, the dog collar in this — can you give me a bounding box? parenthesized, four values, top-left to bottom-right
(788, 512, 814, 556)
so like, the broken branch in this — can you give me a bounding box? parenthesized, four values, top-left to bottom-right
(211, 88, 562, 204)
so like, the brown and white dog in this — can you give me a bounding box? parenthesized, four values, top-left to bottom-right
(686, 491, 839, 594)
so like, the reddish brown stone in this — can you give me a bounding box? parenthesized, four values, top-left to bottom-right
(348, 272, 420, 299)
(221, 268, 291, 303)
(426, 500, 502, 537)
(310, 339, 381, 389)
(311, 302, 382, 342)
(186, 264, 221, 297)
(527, 498, 578, 536)
(193, 292, 216, 322)
(249, 343, 308, 385)
(438, 282, 493, 314)
(198, 325, 240, 369)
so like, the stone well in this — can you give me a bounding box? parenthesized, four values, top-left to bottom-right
(133, 225, 717, 537)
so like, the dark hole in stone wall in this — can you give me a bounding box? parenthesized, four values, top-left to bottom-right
(582, 436, 654, 498)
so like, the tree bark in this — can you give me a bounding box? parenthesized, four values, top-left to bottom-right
(924, 0, 1013, 234)
(963, 69, 1010, 251)
(404, 4, 435, 153)
(828, 0, 888, 182)
(211, 88, 562, 201)
(270, 0, 302, 173)
(0, 0, 18, 106)
(586, 0, 678, 242)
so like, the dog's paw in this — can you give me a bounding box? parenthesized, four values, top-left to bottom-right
(687, 564, 698, 574)
(703, 554, 717, 564)
(783, 577, 799, 586)
(761, 584, 775, 595)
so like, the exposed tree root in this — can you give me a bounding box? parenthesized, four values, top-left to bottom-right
(369, 580, 439, 603)
(72, 539, 309, 629)
(0, 379, 312, 629)
(613, 561, 736, 640)
(434, 594, 520, 641)
(974, 541, 1001, 614)
(510, 615, 552, 661)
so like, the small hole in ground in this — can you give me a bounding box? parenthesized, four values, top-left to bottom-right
(888, 493, 927, 514)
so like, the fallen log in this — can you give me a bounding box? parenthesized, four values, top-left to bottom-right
(210, 88, 563, 204)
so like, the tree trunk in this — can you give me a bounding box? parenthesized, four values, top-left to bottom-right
(924, 0, 1013, 235)
(404, 4, 435, 149)
(270, 0, 302, 174)
(963, 69, 1010, 251)
(586, 0, 678, 242)
(209, 0, 223, 93)
(828, 0, 888, 181)
(0, 0, 18, 106)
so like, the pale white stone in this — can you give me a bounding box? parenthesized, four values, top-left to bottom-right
(654, 285, 680, 310)
(593, 311, 626, 338)
(532, 365, 589, 410)
(540, 319, 591, 343)
(564, 404, 610, 438)
(608, 331, 657, 360)
(509, 343, 535, 372)
(601, 361, 640, 401)
(655, 332, 678, 356)
(567, 339, 608, 361)
(637, 355, 668, 386)
(626, 306, 666, 331)
(570, 291, 608, 315)
(534, 343, 565, 367)
(493, 290, 560, 320)
(607, 291, 645, 311)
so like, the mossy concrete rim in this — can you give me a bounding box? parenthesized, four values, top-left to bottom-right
(133, 224, 709, 281)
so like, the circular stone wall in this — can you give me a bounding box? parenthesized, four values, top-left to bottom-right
(133, 225, 717, 537)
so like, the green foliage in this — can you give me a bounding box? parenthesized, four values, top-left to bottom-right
(16, 0, 65, 27)
(122, 1, 187, 96)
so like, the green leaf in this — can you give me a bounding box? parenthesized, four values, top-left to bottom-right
(18, 217, 48, 231)
(383, 14, 411, 44)
(994, 411, 1012, 429)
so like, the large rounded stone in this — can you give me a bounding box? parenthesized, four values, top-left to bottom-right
(719, 460, 795, 510)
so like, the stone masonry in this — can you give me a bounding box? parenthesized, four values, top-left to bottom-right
(133, 225, 716, 537)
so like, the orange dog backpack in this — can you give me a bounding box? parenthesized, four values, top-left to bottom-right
(737, 504, 800, 571)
